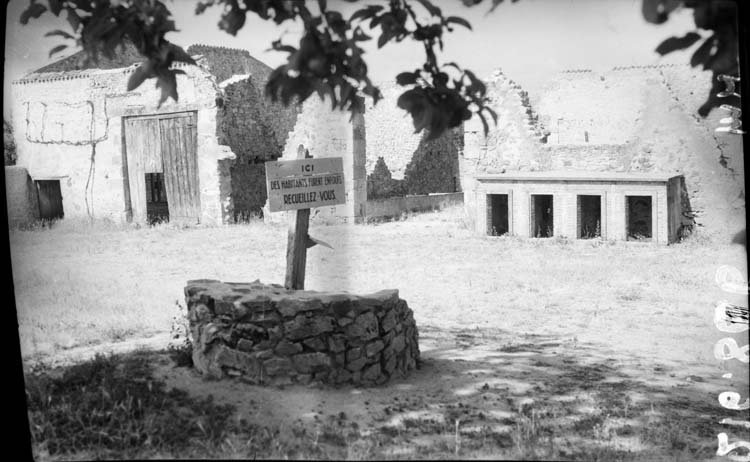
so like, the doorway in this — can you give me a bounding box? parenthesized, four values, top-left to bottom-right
(626, 196, 652, 240)
(530, 194, 554, 238)
(123, 112, 200, 225)
(487, 194, 509, 236)
(577, 195, 601, 239)
(36, 180, 63, 220)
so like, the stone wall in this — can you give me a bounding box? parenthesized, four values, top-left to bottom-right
(187, 45, 273, 86)
(365, 192, 464, 222)
(365, 84, 463, 197)
(185, 280, 420, 387)
(217, 75, 298, 219)
(4, 166, 39, 225)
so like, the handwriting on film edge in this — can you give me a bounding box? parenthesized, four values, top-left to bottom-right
(714, 265, 750, 461)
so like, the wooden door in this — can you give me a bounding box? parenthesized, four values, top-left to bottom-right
(124, 117, 162, 224)
(159, 114, 200, 224)
(123, 112, 200, 224)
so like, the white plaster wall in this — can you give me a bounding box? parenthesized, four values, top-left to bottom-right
(11, 63, 233, 223)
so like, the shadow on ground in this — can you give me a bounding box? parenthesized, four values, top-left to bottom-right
(24, 327, 750, 460)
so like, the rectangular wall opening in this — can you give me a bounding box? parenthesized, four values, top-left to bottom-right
(35, 180, 64, 220)
(145, 173, 169, 224)
(626, 195, 652, 240)
(530, 194, 554, 237)
(577, 195, 601, 239)
(486, 194, 509, 236)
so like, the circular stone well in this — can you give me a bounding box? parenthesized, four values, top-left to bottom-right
(184, 280, 420, 386)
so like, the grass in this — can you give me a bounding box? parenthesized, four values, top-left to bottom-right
(10, 206, 750, 459)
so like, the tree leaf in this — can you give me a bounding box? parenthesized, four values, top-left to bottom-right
(690, 35, 715, 68)
(127, 61, 152, 91)
(445, 16, 472, 30)
(20, 3, 47, 25)
(396, 72, 418, 86)
(642, 0, 681, 24)
(377, 31, 392, 48)
(48, 0, 63, 16)
(415, 0, 441, 17)
(48, 44, 67, 58)
(219, 8, 246, 36)
(66, 7, 80, 31)
(45, 29, 75, 40)
(654, 32, 702, 55)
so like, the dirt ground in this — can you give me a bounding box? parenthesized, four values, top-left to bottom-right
(11, 209, 750, 459)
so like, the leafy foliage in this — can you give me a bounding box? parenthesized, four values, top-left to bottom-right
(22, 0, 498, 139)
(644, 0, 741, 116)
(21, 0, 196, 107)
(4, 119, 17, 166)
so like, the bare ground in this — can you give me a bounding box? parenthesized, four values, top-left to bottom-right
(11, 208, 750, 459)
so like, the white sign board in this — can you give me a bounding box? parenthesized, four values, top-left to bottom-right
(265, 158, 346, 212)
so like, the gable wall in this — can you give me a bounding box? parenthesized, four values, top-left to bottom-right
(10, 63, 234, 224)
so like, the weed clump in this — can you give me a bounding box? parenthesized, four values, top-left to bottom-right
(25, 352, 235, 459)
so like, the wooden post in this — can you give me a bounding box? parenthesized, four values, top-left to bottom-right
(285, 146, 312, 290)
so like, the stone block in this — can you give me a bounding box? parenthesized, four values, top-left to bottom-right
(275, 340, 303, 356)
(346, 347, 362, 363)
(345, 312, 379, 341)
(333, 369, 352, 384)
(362, 363, 381, 382)
(237, 339, 254, 352)
(293, 352, 331, 373)
(278, 297, 324, 317)
(346, 356, 368, 372)
(380, 309, 397, 333)
(264, 357, 293, 376)
(192, 304, 213, 322)
(328, 335, 347, 353)
(365, 340, 384, 357)
(215, 345, 260, 376)
(384, 354, 397, 375)
(200, 322, 227, 350)
(303, 336, 327, 351)
(284, 314, 335, 340)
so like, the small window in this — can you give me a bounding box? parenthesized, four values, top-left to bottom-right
(145, 173, 169, 224)
(35, 180, 64, 220)
(577, 195, 601, 239)
(530, 194, 554, 238)
(486, 194, 509, 236)
(626, 196, 652, 240)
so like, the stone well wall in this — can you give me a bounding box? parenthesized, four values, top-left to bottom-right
(185, 280, 420, 386)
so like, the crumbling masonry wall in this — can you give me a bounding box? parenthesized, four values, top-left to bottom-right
(217, 75, 298, 220)
(463, 66, 745, 237)
(365, 84, 463, 198)
(10, 59, 234, 224)
(186, 280, 420, 386)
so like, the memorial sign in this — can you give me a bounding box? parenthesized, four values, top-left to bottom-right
(265, 158, 346, 212)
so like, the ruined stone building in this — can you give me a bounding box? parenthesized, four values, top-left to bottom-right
(266, 82, 464, 223)
(7, 44, 462, 226)
(7, 43, 297, 225)
(463, 66, 745, 242)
